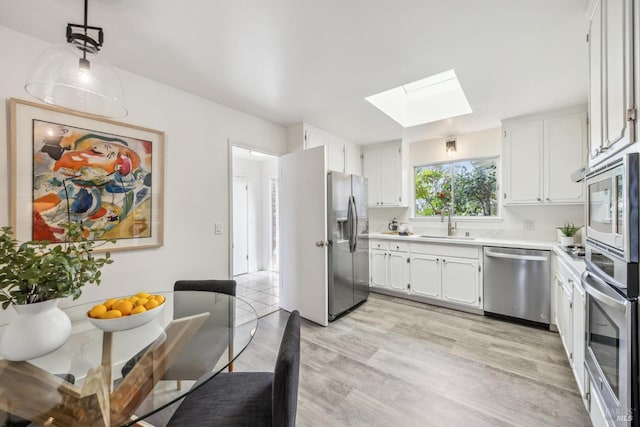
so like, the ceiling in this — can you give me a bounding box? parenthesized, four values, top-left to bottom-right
(0, 0, 591, 145)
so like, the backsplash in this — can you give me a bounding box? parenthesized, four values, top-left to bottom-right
(368, 204, 584, 242)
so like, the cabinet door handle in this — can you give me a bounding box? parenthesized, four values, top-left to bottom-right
(546, 198, 550, 201)
(537, 197, 541, 202)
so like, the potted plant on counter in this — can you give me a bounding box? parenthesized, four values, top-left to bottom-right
(558, 222, 581, 246)
(0, 222, 113, 360)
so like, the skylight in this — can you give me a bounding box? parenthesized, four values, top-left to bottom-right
(365, 69, 472, 128)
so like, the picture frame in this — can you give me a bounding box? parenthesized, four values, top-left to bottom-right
(9, 98, 165, 251)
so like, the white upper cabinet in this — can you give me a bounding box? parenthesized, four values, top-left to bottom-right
(503, 120, 544, 204)
(287, 123, 362, 175)
(363, 141, 406, 207)
(344, 145, 363, 176)
(544, 113, 587, 203)
(502, 109, 587, 205)
(588, 0, 635, 166)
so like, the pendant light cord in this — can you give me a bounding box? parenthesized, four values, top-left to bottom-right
(83, 0, 88, 61)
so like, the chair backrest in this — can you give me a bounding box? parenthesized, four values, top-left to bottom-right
(163, 279, 236, 380)
(174, 279, 237, 296)
(272, 310, 301, 427)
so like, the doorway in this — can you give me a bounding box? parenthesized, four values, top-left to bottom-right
(231, 145, 280, 318)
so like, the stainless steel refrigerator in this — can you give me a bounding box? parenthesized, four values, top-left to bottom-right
(328, 171, 369, 321)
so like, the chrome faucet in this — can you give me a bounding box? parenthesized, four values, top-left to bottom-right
(440, 205, 456, 236)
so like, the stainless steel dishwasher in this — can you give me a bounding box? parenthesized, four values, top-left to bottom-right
(483, 247, 550, 325)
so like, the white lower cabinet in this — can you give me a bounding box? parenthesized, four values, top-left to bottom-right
(370, 240, 482, 310)
(370, 240, 408, 292)
(572, 277, 586, 401)
(441, 257, 481, 307)
(555, 272, 574, 362)
(371, 250, 388, 288)
(409, 254, 441, 298)
(554, 254, 589, 411)
(388, 252, 409, 291)
(406, 243, 482, 309)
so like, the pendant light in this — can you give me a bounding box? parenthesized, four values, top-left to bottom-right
(25, 0, 127, 118)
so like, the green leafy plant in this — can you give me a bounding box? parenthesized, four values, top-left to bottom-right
(558, 222, 581, 237)
(0, 223, 113, 309)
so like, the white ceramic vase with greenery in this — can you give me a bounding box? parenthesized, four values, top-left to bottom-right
(0, 223, 112, 360)
(558, 222, 581, 246)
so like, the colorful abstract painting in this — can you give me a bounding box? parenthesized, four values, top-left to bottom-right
(32, 120, 154, 243)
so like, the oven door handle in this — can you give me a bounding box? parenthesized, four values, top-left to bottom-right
(582, 270, 628, 311)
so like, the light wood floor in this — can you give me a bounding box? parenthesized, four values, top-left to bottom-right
(235, 293, 591, 427)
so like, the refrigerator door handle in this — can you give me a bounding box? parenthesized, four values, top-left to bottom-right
(351, 195, 358, 253)
(347, 196, 354, 253)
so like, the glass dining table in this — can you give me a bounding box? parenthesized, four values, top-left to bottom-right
(0, 291, 257, 427)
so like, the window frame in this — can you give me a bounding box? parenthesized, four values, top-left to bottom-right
(411, 156, 502, 221)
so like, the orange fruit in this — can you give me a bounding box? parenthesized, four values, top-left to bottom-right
(103, 299, 118, 310)
(117, 300, 134, 315)
(131, 305, 147, 315)
(100, 309, 122, 319)
(89, 304, 107, 318)
(144, 299, 160, 310)
(136, 292, 150, 299)
(135, 298, 149, 306)
(153, 295, 165, 304)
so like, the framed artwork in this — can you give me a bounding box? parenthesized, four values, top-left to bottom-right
(10, 98, 165, 251)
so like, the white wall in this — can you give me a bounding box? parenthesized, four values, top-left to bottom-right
(368, 128, 583, 241)
(0, 26, 287, 323)
(233, 156, 279, 272)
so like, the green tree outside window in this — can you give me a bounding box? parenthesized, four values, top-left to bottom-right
(415, 158, 497, 217)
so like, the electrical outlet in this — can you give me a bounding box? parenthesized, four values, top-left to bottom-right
(523, 219, 535, 230)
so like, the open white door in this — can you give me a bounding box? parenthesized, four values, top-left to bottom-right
(280, 146, 328, 326)
(233, 176, 249, 276)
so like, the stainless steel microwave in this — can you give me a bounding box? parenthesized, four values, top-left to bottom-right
(585, 153, 639, 262)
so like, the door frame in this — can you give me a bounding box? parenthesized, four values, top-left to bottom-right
(227, 140, 281, 279)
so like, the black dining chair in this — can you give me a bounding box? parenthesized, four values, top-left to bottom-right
(121, 279, 237, 388)
(174, 279, 237, 297)
(170, 279, 237, 385)
(166, 310, 301, 427)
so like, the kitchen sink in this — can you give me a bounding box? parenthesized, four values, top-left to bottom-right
(419, 235, 476, 241)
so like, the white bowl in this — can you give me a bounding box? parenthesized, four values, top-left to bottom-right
(86, 302, 165, 332)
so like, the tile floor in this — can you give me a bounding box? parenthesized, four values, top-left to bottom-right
(234, 270, 280, 319)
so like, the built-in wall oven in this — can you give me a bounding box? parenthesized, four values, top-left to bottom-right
(584, 152, 639, 426)
(585, 152, 639, 262)
(583, 260, 637, 426)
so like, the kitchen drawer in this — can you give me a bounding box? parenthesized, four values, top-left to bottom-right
(557, 257, 580, 290)
(388, 241, 410, 252)
(410, 243, 479, 259)
(370, 240, 389, 251)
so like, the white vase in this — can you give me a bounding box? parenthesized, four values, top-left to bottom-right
(559, 235, 575, 246)
(0, 299, 72, 361)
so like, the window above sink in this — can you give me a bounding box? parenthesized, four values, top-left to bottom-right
(414, 157, 499, 220)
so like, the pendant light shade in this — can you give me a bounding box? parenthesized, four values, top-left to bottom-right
(24, 0, 127, 118)
(25, 44, 127, 118)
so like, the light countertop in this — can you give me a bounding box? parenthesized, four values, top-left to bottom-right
(367, 232, 586, 275)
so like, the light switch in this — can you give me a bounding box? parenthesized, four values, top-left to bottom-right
(215, 223, 222, 235)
